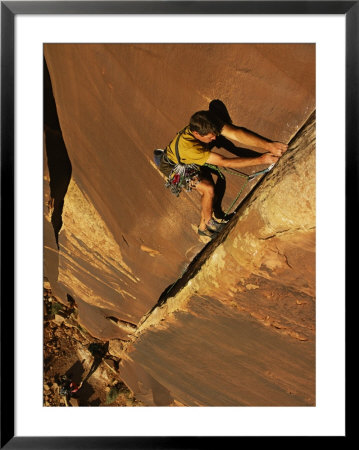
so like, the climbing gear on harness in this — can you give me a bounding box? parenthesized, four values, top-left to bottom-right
(164, 130, 200, 197)
(165, 164, 200, 196)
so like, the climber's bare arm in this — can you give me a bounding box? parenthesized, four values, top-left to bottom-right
(221, 123, 288, 157)
(206, 151, 278, 169)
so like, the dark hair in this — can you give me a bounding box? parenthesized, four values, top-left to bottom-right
(189, 110, 223, 136)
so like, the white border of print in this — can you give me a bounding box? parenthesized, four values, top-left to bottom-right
(15, 14, 345, 436)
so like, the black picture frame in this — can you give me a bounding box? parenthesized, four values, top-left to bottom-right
(1, 1, 354, 447)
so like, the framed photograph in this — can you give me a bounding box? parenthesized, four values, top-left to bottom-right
(1, 1, 353, 447)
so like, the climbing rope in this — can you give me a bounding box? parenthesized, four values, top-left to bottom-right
(223, 177, 251, 215)
(204, 162, 275, 215)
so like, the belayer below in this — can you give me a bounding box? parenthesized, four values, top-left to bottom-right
(155, 110, 288, 239)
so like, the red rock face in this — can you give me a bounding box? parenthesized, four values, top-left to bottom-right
(44, 44, 315, 405)
(118, 114, 316, 406)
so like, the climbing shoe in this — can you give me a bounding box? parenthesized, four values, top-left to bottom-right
(221, 212, 235, 222)
(206, 218, 225, 232)
(198, 227, 218, 239)
(213, 212, 235, 223)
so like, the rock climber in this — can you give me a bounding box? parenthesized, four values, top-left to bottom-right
(158, 109, 288, 238)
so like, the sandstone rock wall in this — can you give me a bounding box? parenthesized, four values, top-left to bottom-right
(118, 114, 316, 406)
(44, 43, 315, 340)
(44, 44, 315, 405)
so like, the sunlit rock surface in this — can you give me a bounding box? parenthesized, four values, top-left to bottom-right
(118, 115, 316, 406)
(44, 44, 315, 405)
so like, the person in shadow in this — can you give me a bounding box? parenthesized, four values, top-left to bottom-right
(158, 102, 288, 239)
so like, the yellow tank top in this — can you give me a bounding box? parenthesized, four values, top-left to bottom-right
(166, 126, 211, 166)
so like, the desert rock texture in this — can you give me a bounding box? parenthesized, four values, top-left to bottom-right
(44, 44, 315, 406)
